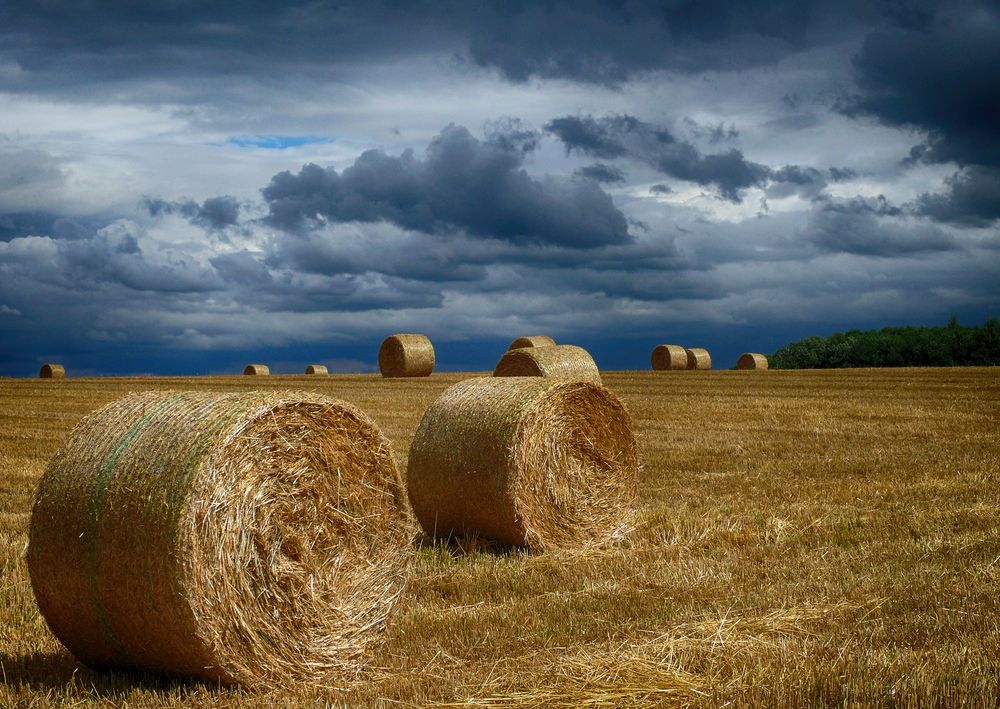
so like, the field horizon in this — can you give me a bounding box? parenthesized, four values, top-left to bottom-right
(2, 367, 998, 707)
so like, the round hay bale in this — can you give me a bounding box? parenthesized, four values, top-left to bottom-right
(508, 335, 556, 350)
(243, 364, 269, 376)
(39, 363, 65, 379)
(378, 334, 434, 378)
(493, 345, 601, 385)
(651, 344, 686, 371)
(408, 377, 637, 551)
(27, 391, 411, 690)
(737, 353, 769, 370)
(685, 348, 712, 370)
(305, 364, 329, 375)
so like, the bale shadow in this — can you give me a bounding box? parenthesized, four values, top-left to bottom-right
(413, 532, 525, 559)
(0, 650, 227, 697)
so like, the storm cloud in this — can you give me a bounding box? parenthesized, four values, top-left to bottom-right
(262, 124, 631, 248)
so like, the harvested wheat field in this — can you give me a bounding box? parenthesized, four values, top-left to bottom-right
(1, 368, 999, 707)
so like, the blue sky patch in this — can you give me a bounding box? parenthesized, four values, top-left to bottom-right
(227, 135, 334, 150)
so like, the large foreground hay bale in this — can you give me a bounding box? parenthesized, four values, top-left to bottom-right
(493, 344, 601, 385)
(243, 363, 269, 376)
(39, 363, 65, 379)
(378, 334, 434, 378)
(407, 377, 638, 551)
(737, 353, 768, 370)
(305, 364, 329, 375)
(685, 348, 712, 370)
(651, 344, 686, 371)
(508, 335, 556, 350)
(27, 391, 411, 690)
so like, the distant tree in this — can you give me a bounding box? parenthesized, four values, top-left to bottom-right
(770, 318, 1000, 368)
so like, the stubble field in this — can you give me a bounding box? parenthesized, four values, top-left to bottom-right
(1, 367, 998, 707)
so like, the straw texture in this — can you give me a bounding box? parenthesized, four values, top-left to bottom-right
(27, 391, 411, 690)
(685, 348, 712, 370)
(737, 353, 769, 370)
(508, 335, 556, 350)
(378, 334, 434, 378)
(493, 345, 601, 385)
(407, 377, 638, 551)
(651, 344, 686, 371)
(39, 363, 65, 379)
(305, 364, 329, 375)
(243, 364, 269, 376)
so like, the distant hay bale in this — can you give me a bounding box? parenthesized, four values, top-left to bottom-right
(737, 353, 769, 370)
(685, 348, 712, 370)
(493, 345, 601, 385)
(243, 364, 269, 376)
(305, 364, 328, 375)
(27, 391, 411, 690)
(508, 335, 556, 350)
(378, 334, 434, 378)
(407, 377, 638, 551)
(651, 344, 687, 371)
(39, 363, 65, 379)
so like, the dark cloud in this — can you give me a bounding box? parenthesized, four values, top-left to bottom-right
(843, 3, 1000, 168)
(575, 163, 626, 183)
(806, 196, 957, 256)
(828, 167, 858, 182)
(768, 165, 828, 199)
(0, 0, 909, 95)
(649, 184, 673, 195)
(547, 114, 771, 202)
(145, 195, 240, 230)
(262, 124, 630, 248)
(912, 167, 1000, 227)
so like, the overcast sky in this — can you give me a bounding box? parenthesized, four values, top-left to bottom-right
(1, 0, 998, 375)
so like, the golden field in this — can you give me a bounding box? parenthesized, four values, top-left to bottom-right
(1, 367, 998, 707)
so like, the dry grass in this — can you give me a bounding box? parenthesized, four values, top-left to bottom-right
(1, 367, 999, 706)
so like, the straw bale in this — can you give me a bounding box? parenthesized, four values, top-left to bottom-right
(737, 353, 769, 370)
(378, 334, 434, 378)
(39, 363, 65, 379)
(651, 344, 686, 371)
(685, 348, 712, 370)
(493, 345, 601, 385)
(508, 335, 556, 350)
(305, 364, 329, 375)
(27, 391, 411, 690)
(243, 364, 269, 376)
(407, 377, 638, 550)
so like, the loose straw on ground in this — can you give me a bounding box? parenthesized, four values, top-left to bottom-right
(508, 335, 556, 350)
(378, 334, 434, 378)
(685, 348, 711, 370)
(494, 345, 601, 385)
(243, 364, 269, 376)
(737, 353, 769, 370)
(305, 364, 329, 375)
(39, 363, 65, 379)
(27, 390, 412, 690)
(651, 344, 686, 371)
(407, 377, 638, 551)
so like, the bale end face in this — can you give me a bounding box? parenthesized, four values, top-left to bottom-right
(651, 344, 686, 371)
(685, 348, 711, 370)
(243, 364, 269, 376)
(378, 334, 434, 378)
(737, 353, 768, 370)
(508, 335, 556, 350)
(39, 363, 65, 379)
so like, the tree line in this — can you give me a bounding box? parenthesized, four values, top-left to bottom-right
(771, 317, 1000, 369)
